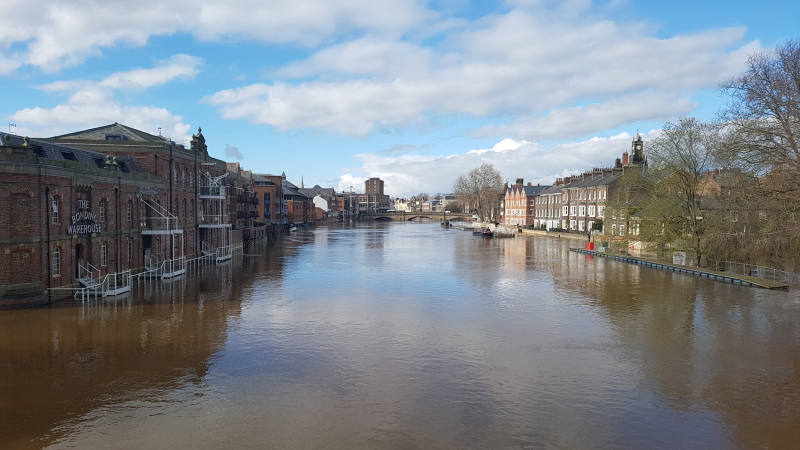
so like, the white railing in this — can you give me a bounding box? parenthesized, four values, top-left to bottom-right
(216, 245, 232, 262)
(102, 269, 132, 295)
(78, 261, 101, 284)
(199, 186, 225, 197)
(199, 214, 227, 226)
(143, 215, 178, 230)
(707, 260, 799, 285)
(163, 256, 186, 276)
(138, 255, 164, 279)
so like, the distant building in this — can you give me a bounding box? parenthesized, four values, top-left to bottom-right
(299, 185, 338, 219)
(365, 177, 384, 196)
(501, 179, 547, 226)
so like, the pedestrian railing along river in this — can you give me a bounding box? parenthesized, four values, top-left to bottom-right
(707, 260, 800, 286)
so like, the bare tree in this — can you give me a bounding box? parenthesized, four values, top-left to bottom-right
(453, 163, 504, 221)
(717, 40, 800, 173)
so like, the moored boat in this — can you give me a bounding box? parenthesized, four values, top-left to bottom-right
(472, 228, 493, 237)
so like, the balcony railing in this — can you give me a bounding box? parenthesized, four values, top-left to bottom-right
(198, 214, 227, 226)
(200, 186, 226, 198)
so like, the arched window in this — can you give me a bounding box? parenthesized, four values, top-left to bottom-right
(182, 169, 186, 188)
(173, 169, 177, 185)
(174, 198, 179, 221)
(101, 242, 107, 266)
(182, 199, 187, 221)
(100, 199, 106, 222)
(190, 200, 195, 221)
(52, 248, 61, 276)
(127, 200, 132, 223)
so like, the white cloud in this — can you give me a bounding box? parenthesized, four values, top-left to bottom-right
(341, 132, 658, 198)
(207, 6, 758, 139)
(337, 174, 367, 193)
(8, 55, 200, 141)
(0, 0, 435, 73)
(472, 92, 697, 140)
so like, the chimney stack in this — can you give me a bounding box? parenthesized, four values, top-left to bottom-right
(622, 151, 629, 166)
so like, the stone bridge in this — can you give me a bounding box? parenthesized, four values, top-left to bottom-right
(358, 211, 474, 222)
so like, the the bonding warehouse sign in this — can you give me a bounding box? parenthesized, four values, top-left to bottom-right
(68, 200, 102, 234)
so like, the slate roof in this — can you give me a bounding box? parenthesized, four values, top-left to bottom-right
(51, 123, 168, 142)
(0, 134, 141, 173)
(299, 187, 336, 198)
(507, 185, 549, 197)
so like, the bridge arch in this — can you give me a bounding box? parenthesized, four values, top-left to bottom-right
(358, 211, 474, 222)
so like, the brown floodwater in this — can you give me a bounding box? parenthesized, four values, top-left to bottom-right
(2, 222, 800, 449)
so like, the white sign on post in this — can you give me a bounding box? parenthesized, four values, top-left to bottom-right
(673, 252, 687, 266)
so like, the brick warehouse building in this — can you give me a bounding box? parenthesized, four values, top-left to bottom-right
(0, 133, 162, 307)
(0, 123, 260, 308)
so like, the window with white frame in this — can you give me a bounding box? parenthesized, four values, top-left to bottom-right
(579, 206, 586, 216)
(570, 205, 576, 215)
(588, 220, 594, 230)
(612, 209, 617, 219)
(612, 224, 617, 235)
(588, 205, 595, 217)
(620, 225, 625, 236)
(570, 220, 576, 229)
(578, 221, 585, 231)
(562, 206, 568, 216)
(562, 220, 567, 228)
(51, 196, 59, 224)
(598, 206, 605, 217)
(52, 248, 60, 276)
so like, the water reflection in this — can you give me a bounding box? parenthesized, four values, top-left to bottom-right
(1, 223, 800, 449)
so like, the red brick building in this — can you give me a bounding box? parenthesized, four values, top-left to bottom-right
(501, 179, 547, 226)
(0, 133, 162, 307)
(0, 123, 267, 307)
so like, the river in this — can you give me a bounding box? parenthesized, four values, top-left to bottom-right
(2, 222, 800, 449)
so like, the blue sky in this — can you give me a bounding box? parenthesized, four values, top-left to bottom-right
(1, 0, 797, 197)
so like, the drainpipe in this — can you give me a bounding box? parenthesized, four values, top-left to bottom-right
(46, 186, 51, 305)
(115, 184, 120, 272)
